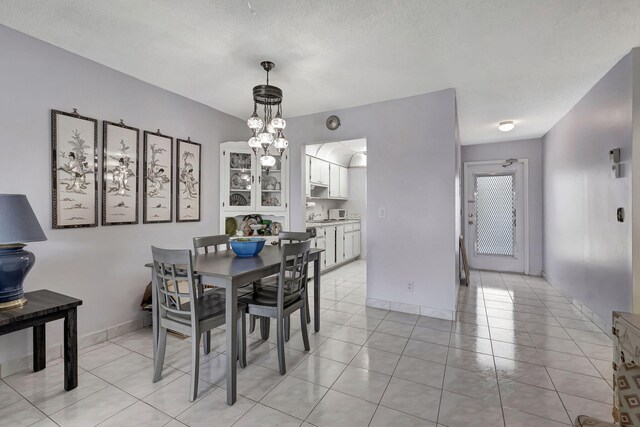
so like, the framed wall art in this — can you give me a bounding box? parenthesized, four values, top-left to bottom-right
(176, 138, 201, 222)
(51, 108, 98, 229)
(143, 130, 173, 223)
(102, 120, 140, 225)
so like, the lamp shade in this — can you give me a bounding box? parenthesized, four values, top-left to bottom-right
(0, 194, 47, 245)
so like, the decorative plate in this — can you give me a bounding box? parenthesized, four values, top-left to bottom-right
(231, 173, 243, 189)
(225, 217, 238, 236)
(230, 193, 248, 206)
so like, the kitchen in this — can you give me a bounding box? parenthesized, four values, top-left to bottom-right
(304, 139, 367, 274)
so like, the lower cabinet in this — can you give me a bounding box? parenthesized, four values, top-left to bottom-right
(312, 223, 361, 271)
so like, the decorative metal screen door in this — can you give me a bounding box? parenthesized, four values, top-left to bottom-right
(464, 161, 525, 273)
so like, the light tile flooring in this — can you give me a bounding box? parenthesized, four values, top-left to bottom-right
(0, 264, 614, 426)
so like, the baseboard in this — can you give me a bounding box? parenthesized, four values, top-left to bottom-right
(0, 313, 147, 379)
(366, 298, 454, 321)
(542, 271, 611, 337)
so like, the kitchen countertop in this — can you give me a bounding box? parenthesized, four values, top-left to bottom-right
(306, 219, 361, 227)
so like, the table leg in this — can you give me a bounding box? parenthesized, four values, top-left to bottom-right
(151, 269, 158, 368)
(314, 257, 321, 332)
(33, 324, 46, 372)
(64, 308, 78, 391)
(224, 279, 237, 405)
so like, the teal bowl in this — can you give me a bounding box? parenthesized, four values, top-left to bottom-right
(230, 237, 266, 257)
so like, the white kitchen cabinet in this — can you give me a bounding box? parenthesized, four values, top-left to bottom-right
(310, 156, 330, 186)
(336, 225, 345, 265)
(344, 230, 354, 260)
(354, 229, 361, 257)
(324, 226, 336, 268)
(329, 164, 340, 198)
(339, 166, 349, 198)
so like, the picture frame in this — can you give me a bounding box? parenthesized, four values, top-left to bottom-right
(143, 130, 173, 223)
(102, 120, 140, 225)
(51, 108, 98, 229)
(176, 138, 201, 222)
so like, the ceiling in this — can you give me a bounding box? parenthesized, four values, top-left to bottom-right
(1, 0, 639, 144)
(306, 138, 367, 167)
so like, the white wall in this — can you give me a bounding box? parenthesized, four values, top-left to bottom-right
(0, 25, 245, 367)
(462, 138, 543, 275)
(286, 90, 460, 319)
(543, 53, 633, 328)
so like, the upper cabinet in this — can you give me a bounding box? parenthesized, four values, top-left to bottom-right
(339, 166, 348, 198)
(310, 156, 330, 186)
(221, 141, 288, 213)
(307, 155, 349, 200)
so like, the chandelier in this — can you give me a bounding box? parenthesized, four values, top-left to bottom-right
(247, 61, 288, 172)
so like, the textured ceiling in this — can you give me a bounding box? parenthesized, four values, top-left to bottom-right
(1, 0, 639, 144)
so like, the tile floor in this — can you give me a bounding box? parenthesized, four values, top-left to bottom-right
(0, 263, 615, 426)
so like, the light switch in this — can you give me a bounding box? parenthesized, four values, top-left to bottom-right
(378, 207, 386, 219)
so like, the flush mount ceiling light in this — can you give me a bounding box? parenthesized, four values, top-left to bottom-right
(247, 60, 287, 173)
(498, 120, 515, 132)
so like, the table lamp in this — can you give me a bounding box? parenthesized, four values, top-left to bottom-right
(0, 194, 47, 309)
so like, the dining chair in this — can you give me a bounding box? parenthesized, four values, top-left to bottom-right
(151, 246, 247, 401)
(193, 234, 255, 353)
(239, 240, 311, 374)
(253, 231, 311, 341)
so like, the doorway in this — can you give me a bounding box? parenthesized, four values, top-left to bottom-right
(464, 160, 528, 274)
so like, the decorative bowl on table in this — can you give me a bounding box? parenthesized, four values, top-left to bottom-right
(230, 237, 266, 257)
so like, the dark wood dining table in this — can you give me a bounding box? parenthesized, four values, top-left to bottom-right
(146, 246, 324, 405)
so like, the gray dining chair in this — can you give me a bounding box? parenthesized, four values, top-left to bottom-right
(240, 240, 311, 374)
(253, 231, 311, 341)
(193, 234, 256, 353)
(151, 246, 247, 401)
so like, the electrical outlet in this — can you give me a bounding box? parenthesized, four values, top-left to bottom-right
(407, 281, 414, 293)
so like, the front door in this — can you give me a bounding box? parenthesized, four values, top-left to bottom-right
(464, 161, 526, 273)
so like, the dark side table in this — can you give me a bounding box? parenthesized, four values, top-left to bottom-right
(0, 290, 82, 390)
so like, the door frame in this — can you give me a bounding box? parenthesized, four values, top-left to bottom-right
(463, 159, 530, 275)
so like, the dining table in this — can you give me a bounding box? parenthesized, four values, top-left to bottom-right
(145, 245, 324, 405)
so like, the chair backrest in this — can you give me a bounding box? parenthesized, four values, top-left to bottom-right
(276, 240, 311, 307)
(151, 246, 197, 323)
(278, 231, 309, 246)
(193, 234, 231, 254)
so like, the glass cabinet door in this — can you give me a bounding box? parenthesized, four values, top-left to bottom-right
(259, 154, 285, 211)
(228, 150, 253, 210)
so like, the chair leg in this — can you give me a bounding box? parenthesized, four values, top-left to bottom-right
(284, 316, 290, 342)
(190, 331, 201, 402)
(305, 292, 311, 324)
(260, 317, 270, 340)
(276, 316, 286, 375)
(153, 327, 168, 382)
(249, 314, 256, 334)
(300, 305, 310, 352)
(203, 330, 211, 354)
(238, 311, 247, 368)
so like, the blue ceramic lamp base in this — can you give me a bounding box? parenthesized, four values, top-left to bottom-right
(0, 244, 35, 310)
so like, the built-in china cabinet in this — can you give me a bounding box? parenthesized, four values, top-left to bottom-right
(220, 141, 289, 243)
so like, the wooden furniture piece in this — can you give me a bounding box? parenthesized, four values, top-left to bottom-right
(146, 245, 323, 405)
(151, 246, 246, 401)
(0, 290, 82, 390)
(459, 234, 470, 286)
(193, 234, 231, 254)
(220, 141, 290, 245)
(240, 241, 311, 374)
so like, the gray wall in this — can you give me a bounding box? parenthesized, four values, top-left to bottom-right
(462, 138, 543, 275)
(542, 53, 633, 325)
(285, 90, 460, 317)
(0, 25, 245, 365)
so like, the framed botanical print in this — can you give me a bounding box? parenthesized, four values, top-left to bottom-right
(143, 130, 173, 223)
(51, 109, 98, 229)
(102, 120, 140, 225)
(176, 138, 201, 222)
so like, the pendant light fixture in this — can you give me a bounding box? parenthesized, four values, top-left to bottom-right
(247, 61, 288, 173)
